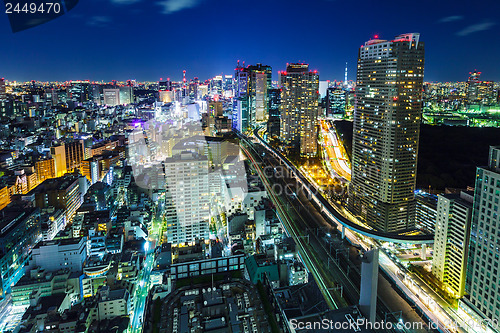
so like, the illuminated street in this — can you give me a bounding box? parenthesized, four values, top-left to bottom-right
(129, 252, 154, 333)
(320, 119, 351, 181)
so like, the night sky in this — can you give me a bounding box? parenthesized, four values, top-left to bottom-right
(1, 0, 499, 82)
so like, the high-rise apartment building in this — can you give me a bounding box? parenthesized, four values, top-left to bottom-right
(466, 146, 500, 324)
(279, 63, 319, 157)
(164, 151, 210, 245)
(432, 191, 473, 298)
(349, 33, 425, 232)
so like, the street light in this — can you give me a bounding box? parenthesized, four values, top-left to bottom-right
(384, 310, 402, 324)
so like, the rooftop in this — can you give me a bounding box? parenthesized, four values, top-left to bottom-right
(0, 205, 38, 236)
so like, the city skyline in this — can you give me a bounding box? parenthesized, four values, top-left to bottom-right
(2, 0, 500, 328)
(1, 0, 500, 82)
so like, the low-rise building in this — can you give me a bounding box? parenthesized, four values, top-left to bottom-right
(11, 268, 81, 307)
(29, 237, 87, 274)
(97, 286, 131, 321)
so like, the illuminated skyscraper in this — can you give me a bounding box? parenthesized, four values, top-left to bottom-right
(164, 152, 210, 245)
(232, 62, 272, 132)
(51, 145, 67, 177)
(326, 87, 346, 117)
(159, 78, 172, 92)
(0, 78, 5, 101)
(65, 140, 85, 173)
(279, 63, 319, 157)
(246, 63, 272, 123)
(349, 33, 425, 232)
(103, 88, 120, 106)
(68, 80, 91, 103)
(465, 146, 500, 325)
(267, 88, 282, 139)
(432, 191, 473, 298)
(466, 70, 496, 106)
(119, 86, 133, 105)
(35, 158, 56, 184)
(232, 63, 250, 132)
(223, 75, 233, 97)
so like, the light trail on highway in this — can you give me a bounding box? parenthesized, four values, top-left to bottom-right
(320, 119, 351, 181)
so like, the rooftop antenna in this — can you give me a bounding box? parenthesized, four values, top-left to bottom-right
(345, 62, 348, 85)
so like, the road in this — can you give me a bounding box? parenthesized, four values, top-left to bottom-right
(129, 252, 154, 333)
(280, 173, 430, 332)
(240, 138, 426, 332)
(320, 119, 351, 181)
(240, 141, 344, 309)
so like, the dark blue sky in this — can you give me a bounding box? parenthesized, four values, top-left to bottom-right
(1, 0, 499, 82)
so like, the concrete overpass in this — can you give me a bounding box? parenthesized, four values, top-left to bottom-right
(244, 129, 434, 245)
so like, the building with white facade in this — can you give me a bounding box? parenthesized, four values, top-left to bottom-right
(29, 237, 87, 273)
(164, 151, 210, 245)
(97, 286, 131, 320)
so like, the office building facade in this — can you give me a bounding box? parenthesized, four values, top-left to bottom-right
(29, 237, 87, 273)
(466, 146, 500, 323)
(267, 88, 282, 140)
(0, 206, 41, 297)
(326, 87, 347, 117)
(432, 191, 473, 298)
(415, 191, 438, 233)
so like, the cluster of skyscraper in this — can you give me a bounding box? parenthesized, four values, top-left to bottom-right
(232, 62, 320, 157)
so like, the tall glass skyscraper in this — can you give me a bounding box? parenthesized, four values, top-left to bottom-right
(349, 33, 425, 232)
(267, 88, 282, 140)
(247, 63, 272, 123)
(232, 63, 272, 132)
